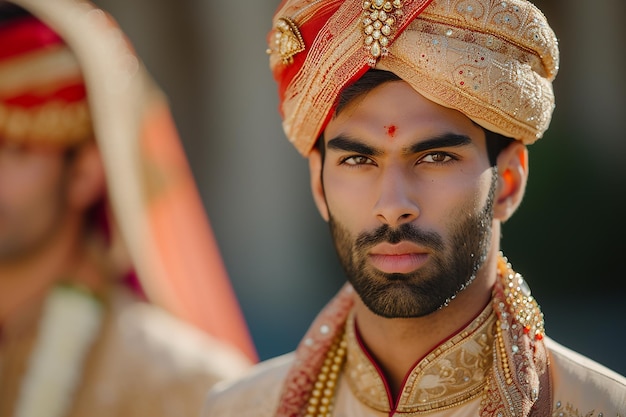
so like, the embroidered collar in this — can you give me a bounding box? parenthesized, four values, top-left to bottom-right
(344, 303, 496, 413)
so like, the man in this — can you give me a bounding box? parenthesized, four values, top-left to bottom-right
(0, 1, 255, 416)
(204, 0, 626, 416)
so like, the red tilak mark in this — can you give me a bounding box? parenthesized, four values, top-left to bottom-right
(385, 125, 397, 138)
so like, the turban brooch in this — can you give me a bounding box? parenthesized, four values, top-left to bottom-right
(267, 0, 559, 156)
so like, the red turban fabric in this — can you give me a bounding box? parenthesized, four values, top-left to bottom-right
(0, 14, 90, 147)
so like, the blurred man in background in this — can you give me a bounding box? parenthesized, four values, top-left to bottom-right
(0, 1, 255, 416)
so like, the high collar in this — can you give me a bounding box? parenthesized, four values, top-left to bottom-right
(344, 302, 496, 413)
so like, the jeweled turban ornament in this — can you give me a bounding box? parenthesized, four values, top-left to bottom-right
(362, 0, 404, 64)
(269, 17, 306, 64)
(267, 0, 559, 157)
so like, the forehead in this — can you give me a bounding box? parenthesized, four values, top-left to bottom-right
(325, 81, 483, 145)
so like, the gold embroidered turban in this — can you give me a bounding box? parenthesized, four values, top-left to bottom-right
(267, 0, 559, 156)
(0, 14, 90, 147)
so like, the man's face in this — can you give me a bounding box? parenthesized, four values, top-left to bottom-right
(319, 81, 497, 318)
(0, 142, 69, 262)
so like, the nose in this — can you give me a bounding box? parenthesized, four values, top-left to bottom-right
(373, 166, 420, 227)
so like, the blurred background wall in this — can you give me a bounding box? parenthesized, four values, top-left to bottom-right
(91, 0, 626, 375)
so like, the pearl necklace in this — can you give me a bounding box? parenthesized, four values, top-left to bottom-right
(303, 328, 347, 417)
(13, 285, 103, 417)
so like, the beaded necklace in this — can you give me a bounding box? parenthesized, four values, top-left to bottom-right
(302, 328, 347, 417)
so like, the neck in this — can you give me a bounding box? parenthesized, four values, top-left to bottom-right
(353, 250, 499, 399)
(0, 219, 105, 326)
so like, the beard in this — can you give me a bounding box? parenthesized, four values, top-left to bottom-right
(328, 169, 497, 318)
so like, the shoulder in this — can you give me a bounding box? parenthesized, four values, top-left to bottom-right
(545, 336, 626, 415)
(74, 287, 253, 416)
(203, 352, 295, 417)
(108, 287, 253, 382)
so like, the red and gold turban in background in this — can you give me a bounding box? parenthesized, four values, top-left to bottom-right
(267, 0, 559, 156)
(0, 14, 90, 147)
(2, 0, 257, 363)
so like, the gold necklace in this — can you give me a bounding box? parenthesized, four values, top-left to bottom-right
(303, 328, 347, 417)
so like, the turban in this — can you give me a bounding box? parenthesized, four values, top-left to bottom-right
(0, 14, 90, 147)
(267, 0, 559, 156)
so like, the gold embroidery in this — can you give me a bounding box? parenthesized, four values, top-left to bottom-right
(552, 401, 596, 417)
(551, 400, 623, 417)
(345, 306, 495, 412)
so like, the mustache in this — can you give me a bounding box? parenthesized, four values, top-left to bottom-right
(355, 223, 444, 251)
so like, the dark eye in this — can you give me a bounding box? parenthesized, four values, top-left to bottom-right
(341, 155, 375, 166)
(419, 152, 453, 164)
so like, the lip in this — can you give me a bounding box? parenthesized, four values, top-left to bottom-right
(368, 242, 429, 274)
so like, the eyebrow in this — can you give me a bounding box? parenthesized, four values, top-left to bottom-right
(405, 133, 472, 154)
(327, 135, 382, 156)
(326, 133, 472, 156)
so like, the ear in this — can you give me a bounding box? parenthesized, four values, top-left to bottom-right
(308, 148, 329, 222)
(493, 141, 528, 222)
(67, 141, 106, 211)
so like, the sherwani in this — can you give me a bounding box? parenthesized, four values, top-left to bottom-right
(0, 285, 251, 417)
(204, 296, 626, 417)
